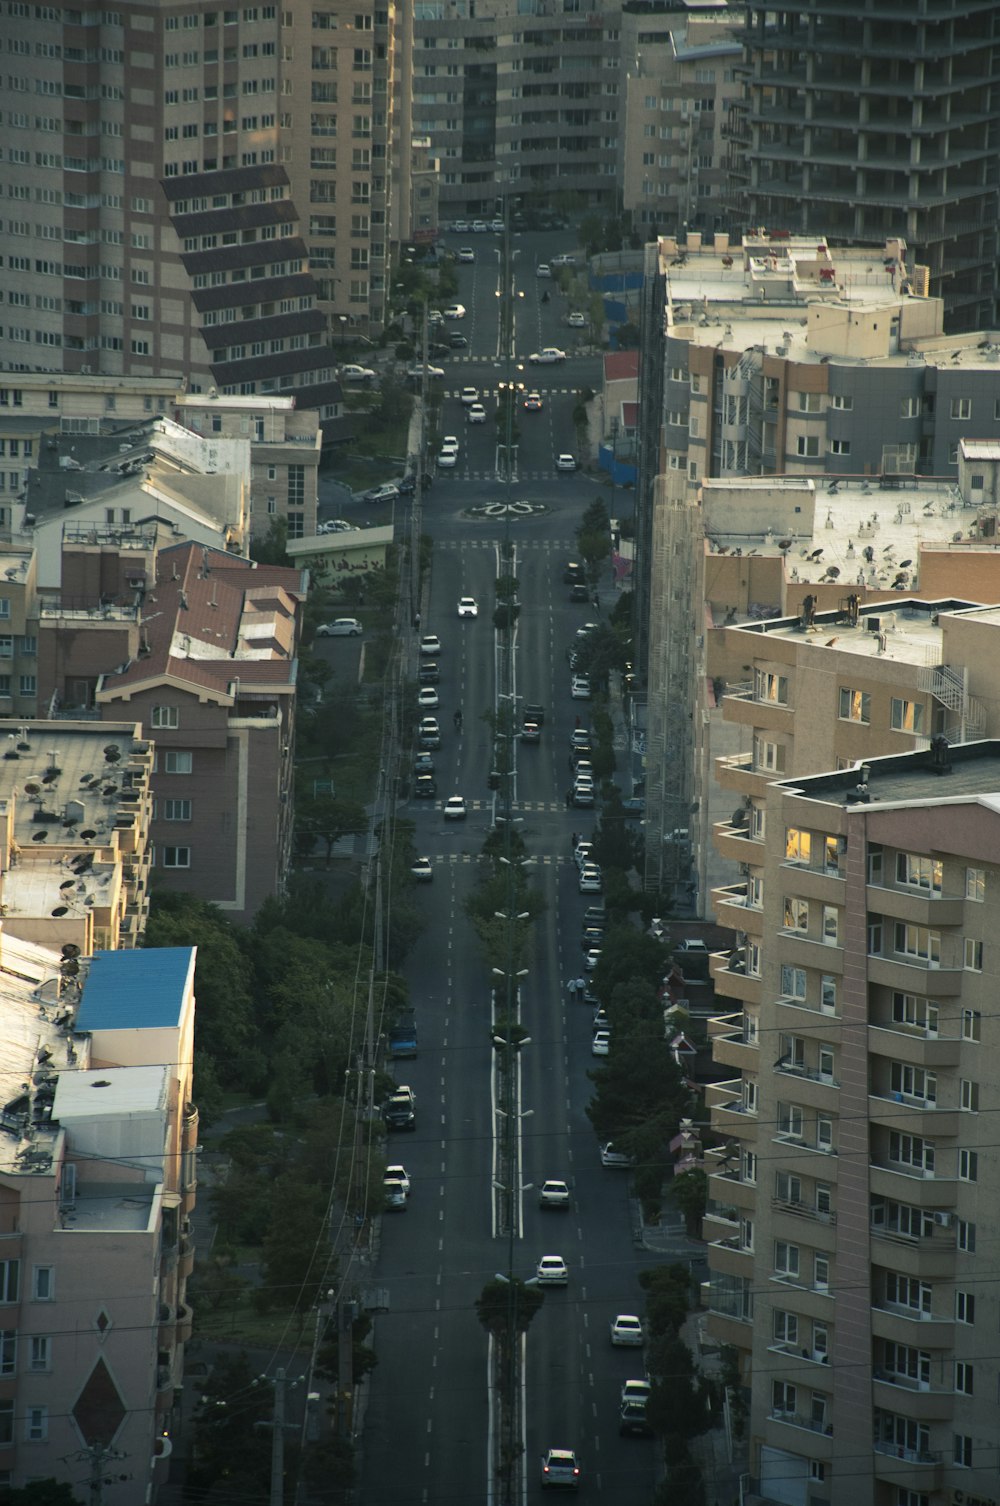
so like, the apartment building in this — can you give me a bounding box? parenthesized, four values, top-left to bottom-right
(620, 4, 741, 235)
(0, 939, 197, 1499)
(93, 540, 304, 922)
(413, 0, 622, 221)
(732, 1, 1000, 332)
(705, 737, 1000, 1506)
(0, 0, 408, 391)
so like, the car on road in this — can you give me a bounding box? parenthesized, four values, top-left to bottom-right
(383, 1176, 408, 1211)
(316, 617, 363, 637)
(621, 1379, 651, 1406)
(455, 246, 475, 262)
(418, 660, 440, 684)
(364, 482, 400, 505)
(555, 453, 578, 473)
(540, 1450, 580, 1489)
(566, 311, 587, 328)
(448, 331, 468, 349)
(622, 796, 646, 819)
(383, 1086, 417, 1131)
(467, 402, 487, 423)
(610, 1314, 645, 1347)
(340, 364, 376, 382)
(591, 1029, 610, 1056)
(457, 596, 478, 618)
(420, 635, 442, 655)
(574, 760, 594, 781)
(573, 840, 594, 867)
(551, 253, 578, 268)
(569, 582, 590, 602)
(523, 702, 545, 725)
(417, 686, 439, 710)
(528, 346, 566, 364)
(443, 302, 466, 319)
(437, 447, 458, 468)
(563, 561, 586, 584)
(459, 387, 480, 406)
(414, 752, 435, 775)
(443, 795, 467, 820)
(520, 719, 541, 743)
(539, 1179, 571, 1210)
(600, 1142, 635, 1168)
(578, 863, 602, 893)
(572, 784, 594, 809)
(471, 219, 487, 233)
(523, 391, 543, 411)
(619, 1401, 652, 1437)
(410, 856, 433, 882)
(385, 1164, 411, 1195)
(571, 675, 592, 700)
(418, 717, 441, 750)
(535, 263, 552, 279)
(396, 473, 432, 496)
(570, 729, 591, 750)
(581, 926, 605, 952)
(490, 218, 504, 233)
(413, 773, 437, 800)
(317, 519, 353, 534)
(406, 363, 446, 380)
(583, 905, 606, 926)
(441, 435, 459, 455)
(536, 1254, 569, 1286)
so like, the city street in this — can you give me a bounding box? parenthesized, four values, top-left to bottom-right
(358, 240, 660, 1499)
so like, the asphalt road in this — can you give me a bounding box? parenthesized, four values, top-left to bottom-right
(358, 237, 656, 1506)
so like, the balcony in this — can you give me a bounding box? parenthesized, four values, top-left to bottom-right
(867, 883, 965, 928)
(871, 1303, 953, 1348)
(778, 861, 844, 903)
(714, 750, 758, 798)
(770, 1204, 838, 1252)
(179, 1233, 196, 1279)
(708, 1014, 759, 1074)
(771, 1196, 837, 1230)
(866, 952, 964, 997)
(722, 689, 792, 733)
(867, 1024, 961, 1070)
(706, 1238, 753, 1280)
(711, 883, 764, 936)
(870, 1227, 956, 1280)
(706, 1309, 753, 1351)
(872, 1375, 954, 1421)
(713, 817, 765, 866)
(869, 1164, 955, 1206)
(706, 1079, 757, 1138)
(867, 1093, 960, 1139)
(767, 1412, 834, 1458)
(776, 931, 844, 974)
(176, 1300, 194, 1344)
(709, 951, 762, 1007)
(774, 1062, 840, 1107)
(872, 1440, 943, 1486)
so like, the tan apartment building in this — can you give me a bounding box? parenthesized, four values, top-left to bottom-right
(620, 4, 741, 237)
(93, 541, 304, 922)
(704, 738, 1000, 1506)
(0, 938, 197, 1499)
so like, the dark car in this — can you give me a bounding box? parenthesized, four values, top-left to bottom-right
(583, 905, 607, 926)
(581, 926, 605, 950)
(418, 660, 440, 684)
(414, 773, 437, 799)
(414, 751, 435, 772)
(570, 745, 592, 765)
(621, 796, 646, 819)
(562, 561, 586, 584)
(521, 720, 541, 743)
(619, 1401, 652, 1438)
(449, 331, 468, 349)
(523, 702, 545, 726)
(397, 472, 433, 496)
(570, 583, 589, 602)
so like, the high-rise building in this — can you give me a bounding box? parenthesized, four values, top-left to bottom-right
(704, 736, 1000, 1506)
(0, 1, 410, 401)
(733, 2, 1000, 332)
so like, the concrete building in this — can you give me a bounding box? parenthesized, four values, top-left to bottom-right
(93, 541, 304, 923)
(0, 940, 197, 1499)
(0, 0, 410, 390)
(0, 720, 153, 951)
(620, 4, 742, 236)
(732, 2, 1000, 333)
(704, 737, 1000, 1506)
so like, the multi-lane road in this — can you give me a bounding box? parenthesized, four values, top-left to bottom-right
(356, 234, 661, 1505)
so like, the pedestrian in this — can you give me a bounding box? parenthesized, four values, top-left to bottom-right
(575, 976, 586, 1001)
(565, 789, 573, 808)
(566, 977, 576, 1002)
(571, 831, 578, 850)
(568, 754, 575, 773)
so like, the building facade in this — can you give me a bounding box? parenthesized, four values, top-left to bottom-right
(705, 739, 1000, 1506)
(732, 1, 1000, 332)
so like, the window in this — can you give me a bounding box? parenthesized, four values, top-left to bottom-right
(955, 1362, 973, 1396)
(783, 897, 809, 933)
(17, 676, 35, 699)
(778, 1035, 805, 1070)
(953, 1434, 973, 1468)
(813, 1256, 830, 1293)
(959, 1148, 978, 1182)
(162, 847, 191, 869)
(743, 1079, 758, 1114)
(961, 1009, 980, 1042)
(772, 1380, 796, 1416)
(150, 705, 179, 729)
(742, 1150, 756, 1184)
(890, 1063, 935, 1104)
(773, 1309, 798, 1346)
(896, 854, 941, 893)
(839, 687, 870, 723)
(164, 751, 192, 774)
(752, 736, 785, 773)
(754, 670, 788, 705)
(31, 1266, 53, 1301)
(164, 799, 192, 822)
(797, 392, 822, 413)
(774, 1242, 800, 1279)
(957, 1219, 976, 1253)
(820, 975, 837, 1014)
(25, 1405, 47, 1442)
(894, 924, 939, 964)
(965, 867, 985, 902)
(830, 394, 853, 411)
(0, 1332, 15, 1375)
(963, 938, 983, 971)
(777, 1103, 803, 1140)
(822, 906, 839, 946)
(956, 1290, 975, 1323)
(885, 1273, 931, 1314)
(887, 698, 922, 735)
(959, 1079, 979, 1112)
(29, 1336, 50, 1372)
(785, 828, 811, 864)
(796, 435, 820, 457)
(891, 993, 938, 1036)
(828, 438, 851, 456)
(950, 398, 971, 421)
(780, 965, 806, 1000)
(0, 1263, 19, 1305)
(888, 1132, 934, 1173)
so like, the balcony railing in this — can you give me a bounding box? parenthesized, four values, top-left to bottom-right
(873, 1441, 942, 1466)
(771, 1197, 836, 1225)
(769, 1410, 833, 1437)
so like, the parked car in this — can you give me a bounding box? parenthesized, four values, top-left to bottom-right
(340, 364, 376, 382)
(622, 796, 646, 819)
(591, 1029, 610, 1056)
(600, 1142, 635, 1168)
(317, 518, 353, 534)
(528, 346, 566, 364)
(420, 635, 442, 655)
(578, 864, 602, 893)
(364, 482, 400, 505)
(438, 447, 458, 468)
(413, 773, 437, 800)
(566, 312, 587, 328)
(555, 453, 578, 473)
(619, 1401, 652, 1437)
(571, 676, 592, 700)
(417, 686, 440, 710)
(316, 617, 363, 637)
(383, 1177, 408, 1211)
(418, 717, 441, 750)
(418, 660, 440, 684)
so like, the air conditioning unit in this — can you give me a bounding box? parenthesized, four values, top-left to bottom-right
(932, 1211, 952, 1227)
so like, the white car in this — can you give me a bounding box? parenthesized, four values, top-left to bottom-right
(407, 363, 446, 380)
(443, 795, 467, 820)
(528, 346, 566, 364)
(555, 454, 577, 472)
(451, 219, 470, 233)
(441, 435, 459, 454)
(386, 1164, 411, 1194)
(443, 303, 466, 319)
(536, 263, 552, 278)
(539, 1179, 571, 1210)
(621, 1379, 651, 1406)
(567, 312, 586, 328)
(490, 218, 504, 233)
(438, 448, 458, 468)
(571, 676, 592, 700)
(610, 1314, 645, 1347)
(316, 617, 363, 637)
(576, 622, 599, 639)
(468, 403, 487, 424)
(411, 857, 433, 883)
(419, 634, 441, 656)
(600, 1142, 635, 1168)
(317, 518, 353, 534)
(471, 219, 488, 233)
(459, 386, 480, 406)
(579, 864, 602, 894)
(536, 1255, 569, 1287)
(573, 842, 594, 869)
(456, 246, 475, 263)
(457, 597, 478, 618)
(418, 686, 440, 709)
(551, 253, 578, 268)
(583, 946, 602, 972)
(591, 1029, 610, 1056)
(340, 363, 376, 382)
(540, 1450, 581, 1489)
(384, 1177, 408, 1210)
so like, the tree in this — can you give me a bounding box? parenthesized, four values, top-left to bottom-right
(586, 1016, 689, 1179)
(590, 927, 669, 1002)
(593, 795, 641, 876)
(256, 1174, 328, 1313)
(0, 1482, 82, 1506)
(295, 794, 367, 866)
(672, 1168, 708, 1237)
(475, 1276, 544, 1340)
(185, 1351, 276, 1505)
(250, 515, 289, 566)
(639, 1262, 693, 1338)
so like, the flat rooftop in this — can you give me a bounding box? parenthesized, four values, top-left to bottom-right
(727, 597, 971, 667)
(783, 739, 1000, 809)
(0, 721, 146, 857)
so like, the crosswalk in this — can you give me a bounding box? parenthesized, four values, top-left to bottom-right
(416, 851, 572, 867)
(434, 537, 577, 551)
(429, 798, 571, 814)
(442, 386, 582, 399)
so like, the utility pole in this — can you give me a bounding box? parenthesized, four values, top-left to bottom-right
(269, 1367, 286, 1506)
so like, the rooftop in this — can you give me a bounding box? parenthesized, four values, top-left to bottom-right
(75, 948, 194, 1034)
(0, 720, 148, 858)
(723, 596, 977, 666)
(782, 738, 1000, 810)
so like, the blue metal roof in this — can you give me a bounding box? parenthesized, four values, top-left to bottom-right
(76, 948, 194, 1032)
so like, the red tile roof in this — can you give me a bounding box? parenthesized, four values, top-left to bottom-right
(604, 350, 639, 382)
